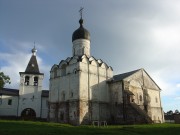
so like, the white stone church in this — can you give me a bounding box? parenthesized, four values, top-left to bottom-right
(0, 16, 164, 125)
(48, 17, 164, 125)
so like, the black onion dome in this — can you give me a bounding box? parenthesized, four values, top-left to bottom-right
(72, 19, 90, 42)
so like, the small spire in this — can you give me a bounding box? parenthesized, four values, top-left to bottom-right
(31, 42, 37, 56)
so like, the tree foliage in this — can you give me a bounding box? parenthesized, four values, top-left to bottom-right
(166, 110, 173, 115)
(0, 72, 11, 89)
(174, 109, 180, 114)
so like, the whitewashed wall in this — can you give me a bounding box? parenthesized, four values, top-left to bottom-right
(0, 95, 19, 116)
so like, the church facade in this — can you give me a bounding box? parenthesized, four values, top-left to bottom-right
(48, 17, 164, 125)
(0, 15, 164, 125)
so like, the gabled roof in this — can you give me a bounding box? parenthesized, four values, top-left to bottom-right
(0, 88, 19, 96)
(113, 69, 140, 82)
(41, 90, 49, 97)
(112, 68, 161, 90)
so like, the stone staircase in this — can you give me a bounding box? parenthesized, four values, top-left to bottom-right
(128, 103, 153, 124)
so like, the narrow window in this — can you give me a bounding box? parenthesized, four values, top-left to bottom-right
(73, 68, 78, 74)
(34, 77, 38, 86)
(8, 99, 12, 105)
(60, 112, 64, 120)
(71, 92, 73, 98)
(62, 92, 65, 101)
(139, 95, 142, 101)
(25, 76, 30, 85)
(74, 111, 76, 117)
(61, 65, 66, 76)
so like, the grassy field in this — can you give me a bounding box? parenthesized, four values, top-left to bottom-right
(0, 120, 180, 135)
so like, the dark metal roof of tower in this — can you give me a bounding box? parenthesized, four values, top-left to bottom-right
(72, 18, 90, 42)
(25, 55, 40, 74)
(20, 47, 44, 75)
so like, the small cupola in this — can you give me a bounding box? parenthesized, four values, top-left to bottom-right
(72, 8, 91, 57)
(72, 8, 90, 42)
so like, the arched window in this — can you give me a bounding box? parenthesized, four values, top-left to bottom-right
(25, 76, 30, 85)
(60, 111, 64, 121)
(139, 95, 142, 102)
(71, 92, 73, 98)
(73, 68, 77, 74)
(61, 65, 66, 76)
(62, 92, 65, 101)
(34, 77, 38, 86)
(74, 111, 76, 118)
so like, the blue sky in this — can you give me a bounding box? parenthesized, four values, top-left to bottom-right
(0, 0, 180, 112)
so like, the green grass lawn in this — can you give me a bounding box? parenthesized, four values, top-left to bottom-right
(0, 120, 180, 135)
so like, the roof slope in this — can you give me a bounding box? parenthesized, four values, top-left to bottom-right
(113, 69, 140, 81)
(0, 88, 19, 96)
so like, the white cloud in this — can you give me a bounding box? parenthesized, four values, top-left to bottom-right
(0, 52, 29, 88)
(175, 97, 180, 100)
(176, 84, 180, 88)
(0, 42, 50, 90)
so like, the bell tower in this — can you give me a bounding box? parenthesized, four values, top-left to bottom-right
(18, 46, 44, 118)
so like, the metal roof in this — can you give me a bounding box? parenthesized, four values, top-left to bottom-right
(41, 90, 49, 97)
(72, 19, 90, 42)
(25, 55, 40, 74)
(113, 69, 140, 82)
(0, 88, 19, 96)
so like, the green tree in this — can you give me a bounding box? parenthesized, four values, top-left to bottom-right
(174, 109, 180, 114)
(0, 72, 11, 89)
